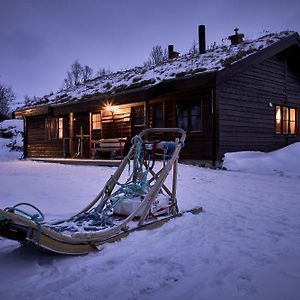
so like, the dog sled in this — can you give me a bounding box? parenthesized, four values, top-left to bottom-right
(0, 128, 202, 255)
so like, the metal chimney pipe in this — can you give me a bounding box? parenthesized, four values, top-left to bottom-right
(198, 25, 206, 54)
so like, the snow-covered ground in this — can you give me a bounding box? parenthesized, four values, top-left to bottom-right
(1, 144, 300, 300)
(223, 142, 300, 178)
(0, 119, 23, 161)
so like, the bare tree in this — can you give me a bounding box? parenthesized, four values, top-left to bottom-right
(81, 65, 93, 82)
(189, 40, 198, 54)
(145, 45, 168, 66)
(96, 68, 112, 78)
(0, 82, 15, 118)
(63, 60, 94, 90)
(24, 95, 41, 107)
(71, 60, 83, 86)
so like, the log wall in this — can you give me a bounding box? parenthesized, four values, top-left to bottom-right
(217, 52, 300, 159)
(26, 116, 65, 158)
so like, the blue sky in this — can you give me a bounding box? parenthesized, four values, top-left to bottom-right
(0, 0, 299, 100)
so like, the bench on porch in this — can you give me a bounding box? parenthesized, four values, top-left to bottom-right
(91, 137, 127, 159)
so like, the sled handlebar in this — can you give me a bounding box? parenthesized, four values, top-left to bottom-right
(137, 128, 186, 144)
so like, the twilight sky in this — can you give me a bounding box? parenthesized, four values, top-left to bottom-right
(0, 0, 300, 101)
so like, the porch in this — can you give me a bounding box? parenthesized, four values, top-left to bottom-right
(27, 157, 122, 167)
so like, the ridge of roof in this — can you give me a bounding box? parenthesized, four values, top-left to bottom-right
(20, 30, 297, 110)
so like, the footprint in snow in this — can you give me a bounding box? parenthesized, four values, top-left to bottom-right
(237, 272, 256, 296)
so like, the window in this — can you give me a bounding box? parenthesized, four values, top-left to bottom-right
(46, 117, 63, 140)
(275, 105, 297, 135)
(58, 118, 63, 139)
(92, 113, 101, 130)
(132, 106, 144, 126)
(177, 101, 202, 132)
(92, 113, 102, 140)
(131, 106, 145, 136)
(153, 103, 164, 128)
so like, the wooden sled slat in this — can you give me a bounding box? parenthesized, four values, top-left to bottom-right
(0, 207, 202, 255)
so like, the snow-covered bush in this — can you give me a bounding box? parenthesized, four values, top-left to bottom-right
(0, 119, 24, 154)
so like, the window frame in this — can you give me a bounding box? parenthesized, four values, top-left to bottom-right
(152, 102, 165, 128)
(275, 105, 298, 136)
(91, 112, 102, 140)
(46, 117, 64, 140)
(92, 113, 102, 130)
(176, 100, 202, 133)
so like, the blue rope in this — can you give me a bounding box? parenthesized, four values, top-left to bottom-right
(5, 202, 44, 223)
(50, 135, 151, 232)
(2, 138, 179, 234)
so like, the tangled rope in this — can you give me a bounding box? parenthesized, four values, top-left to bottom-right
(50, 135, 151, 232)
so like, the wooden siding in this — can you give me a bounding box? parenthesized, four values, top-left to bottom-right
(148, 91, 214, 160)
(217, 53, 300, 159)
(26, 116, 65, 158)
(101, 106, 131, 139)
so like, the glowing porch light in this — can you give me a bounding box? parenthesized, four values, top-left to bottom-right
(105, 103, 120, 115)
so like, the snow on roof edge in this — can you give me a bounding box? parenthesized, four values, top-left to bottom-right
(18, 30, 297, 112)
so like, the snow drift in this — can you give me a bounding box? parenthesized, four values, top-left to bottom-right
(0, 119, 23, 160)
(223, 142, 300, 178)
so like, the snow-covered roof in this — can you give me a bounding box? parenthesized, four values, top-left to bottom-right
(22, 31, 297, 109)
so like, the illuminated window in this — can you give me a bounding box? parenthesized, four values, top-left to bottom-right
(92, 113, 101, 130)
(92, 113, 102, 140)
(46, 117, 63, 140)
(58, 118, 63, 139)
(275, 105, 297, 135)
(177, 101, 202, 132)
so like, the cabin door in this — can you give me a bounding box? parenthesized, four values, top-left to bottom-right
(131, 105, 145, 137)
(73, 112, 90, 158)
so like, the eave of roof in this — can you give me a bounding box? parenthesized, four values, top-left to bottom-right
(217, 32, 300, 84)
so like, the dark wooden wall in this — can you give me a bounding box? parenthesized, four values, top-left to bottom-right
(148, 90, 214, 160)
(217, 51, 300, 159)
(101, 106, 131, 139)
(26, 116, 65, 158)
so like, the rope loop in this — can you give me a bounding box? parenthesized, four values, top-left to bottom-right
(5, 202, 44, 223)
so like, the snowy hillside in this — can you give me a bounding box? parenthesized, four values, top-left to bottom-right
(0, 142, 300, 299)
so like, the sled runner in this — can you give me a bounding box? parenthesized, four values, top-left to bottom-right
(0, 128, 202, 255)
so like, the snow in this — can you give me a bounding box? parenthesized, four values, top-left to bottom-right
(223, 142, 300, 178)
(20, 31, 296, 109)
(0, 119, 23, 160)
(1, 143, 300, 299)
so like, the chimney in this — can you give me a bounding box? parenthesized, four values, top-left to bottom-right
(168, 44, 180, 59)
(198, 24, 206, 54)
(228, 28, 244, 45)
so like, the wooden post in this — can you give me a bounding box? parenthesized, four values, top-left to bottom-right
(171, 138, 179, 213)
(23, 116, 28, 158)
(80, 126, 84, 157)
(69, 112, 74, 156)
(145, 100, 150, 129)
(89, 113, 92, 158)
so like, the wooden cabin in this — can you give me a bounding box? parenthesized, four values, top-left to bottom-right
(14, 29, 300, 164)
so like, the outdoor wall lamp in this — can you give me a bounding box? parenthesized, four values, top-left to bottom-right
(105, 103, 119, 115)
